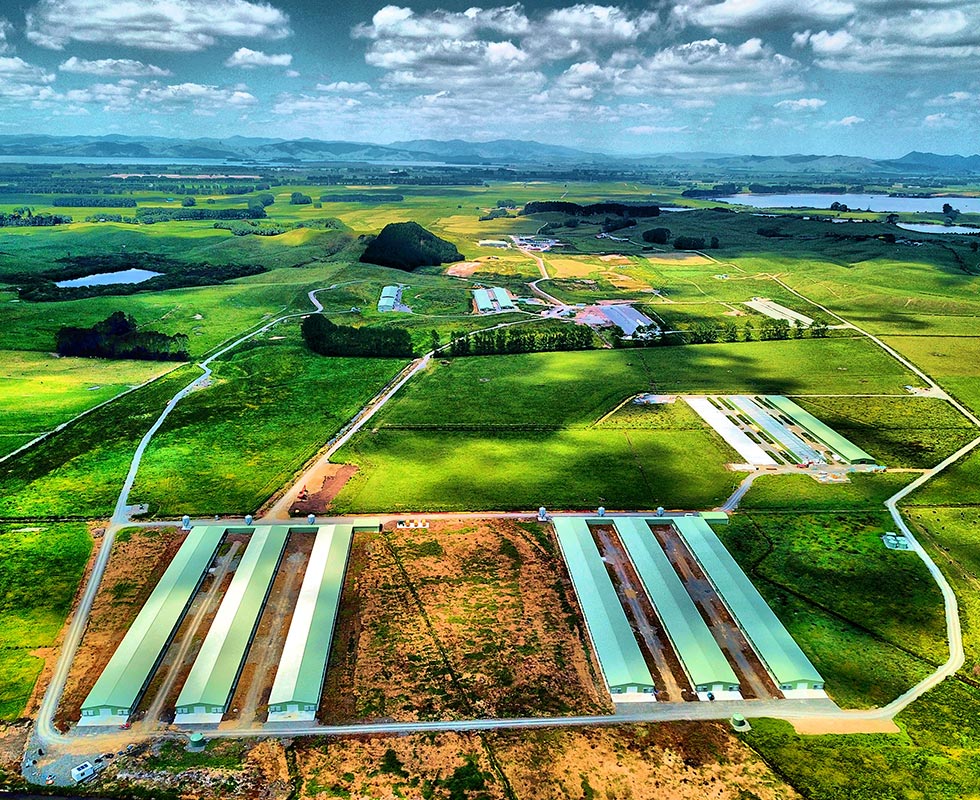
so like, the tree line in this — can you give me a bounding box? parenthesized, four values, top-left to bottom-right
(56, 312, 189, 361)
(53, 196, 138, 207)
(446, 324, 594, 356)
(520, 200, 661, 217)
(301, 315, 414, 358)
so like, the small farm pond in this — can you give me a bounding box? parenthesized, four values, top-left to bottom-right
(55, 269, 162, 288)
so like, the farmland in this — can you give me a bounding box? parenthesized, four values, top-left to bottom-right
(0, 522, 92, 720)
(2, 168, 980, 800)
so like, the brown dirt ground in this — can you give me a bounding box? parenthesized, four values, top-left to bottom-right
(55, 527, 186, 731)
(446, 261, 482, 277)
(294, 724, 800, 800)
(290, 463, 358, 516)
(320, 519, 610, 723)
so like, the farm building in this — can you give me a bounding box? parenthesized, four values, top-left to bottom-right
(472, 287, 517, 314)
(685, 396, 778, 467)
(267, 524, 354, 722)
(612, 517, 741, 698)
(766, 396, 876, 464)
(553, 518, 657, 698)
(674, 515, 825, 694)
(175, 525, 289, 723)
(79, 525, 227, 725)
(731, 396, 824, 463)
(598, 304, 655, 336)
(743, 297, 814, 327)
(377, 285, 401, 313)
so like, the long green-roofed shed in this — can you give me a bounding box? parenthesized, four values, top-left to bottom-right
(175, 525, 289, 721)
(767, 395, 876, 464)
(79, 525, 227, 725)
(267, 524, 353, 722)
(613, 517, 739, 694)
(674, 516, 824, 691)
(552, 518, 656, 696)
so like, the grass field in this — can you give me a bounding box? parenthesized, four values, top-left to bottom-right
(906, 447, 980, 506)
(377, 339, 921, 430)
(130, 341, 405, 516)
(740, 472, 916, 511)
(0, 351, 174, 457)
(0, 522, 91, 720)
(331, 428, 741, 512)
(793, 396, 977, 468)
(882, 336, 980, 414)
(0, 365, 199, 518)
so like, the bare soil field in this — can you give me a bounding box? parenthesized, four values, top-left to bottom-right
(295, 724, 799, 800)
(320, 519, 610, 723)
(55, 526, 185, 730)
(644, 252, 713, 265)
(290, 463, 358, 516)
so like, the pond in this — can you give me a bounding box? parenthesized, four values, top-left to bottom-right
(55, 268, 162, 288)
(896, 223, 979, 235)
(717, 193, 980, 214)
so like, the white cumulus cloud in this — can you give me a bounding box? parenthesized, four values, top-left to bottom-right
(225, 47, 292, 68)
(26, 0, 291, 51)
(59, 56, 171, 76)
(775, 97, 827, 111)
(316, 81, 372, 93)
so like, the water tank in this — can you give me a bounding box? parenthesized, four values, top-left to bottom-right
(307, 514, 316, 525)
(597, 506, 606, 517)
(181, 515, 191, 530)
(244, 514, 253, 526)
(656, 506, 665, 517)
(537, 506, 547, 520)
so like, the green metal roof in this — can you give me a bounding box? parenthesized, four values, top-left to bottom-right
(553, 518, 656, 692)
(176, 525, 289, 712)
(268, 525, 353, 709)
(81, 525, 226, 715)
(768, 395, 876, 464)
(674, 516, 823, 688)
(613, 517, 738, 691)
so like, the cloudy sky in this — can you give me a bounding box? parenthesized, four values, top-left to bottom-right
(0, 0, 977, 156)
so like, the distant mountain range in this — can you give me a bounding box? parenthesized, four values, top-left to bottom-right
(0, 134, 979, 175)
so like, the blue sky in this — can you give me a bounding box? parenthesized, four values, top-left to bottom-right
(0, 0, 977, 157)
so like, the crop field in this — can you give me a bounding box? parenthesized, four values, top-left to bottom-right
(129, 341, 405, 517)
(792, 396, 977, 467)
(321, 519, 609, 722)
(0, 522, 92, 720)
(0, 351, 173, 457)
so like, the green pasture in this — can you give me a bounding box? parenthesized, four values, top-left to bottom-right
(882, 336, 980, 414)
(376, 339, 921, 430)
(908, 448, 980, 506)
(0, 351, 174, 455)
(129, 342, 405, 517)
(0, 522, 91, 720)
(793, 396, 978, 468)
(330, 427, 742, 513)
(0, 365, 199, 518)
(739, 472, 915, 511)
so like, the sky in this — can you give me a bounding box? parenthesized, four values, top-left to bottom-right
(0, 0, 977, 157)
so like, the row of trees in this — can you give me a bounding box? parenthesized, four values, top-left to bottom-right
(56, 312, 189, 361)
(53, 196, 137, 207)
(0, 210, 71, 227)
(641, 228, 720, 249)
(613, 317, 830, 348)
(301, 315, 414, 358)
(445, 324, 594, 356)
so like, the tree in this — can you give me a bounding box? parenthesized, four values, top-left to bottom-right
(430, 329, 441, 352)
(181, 196, 196, 207)
(674, 235, 706, 250)
(943, 202, 960, 219)
(742, 320, 755, 341)
(642, 227, 671, 245)
(791, 320, 806, 339)
(290, 192, 313, 205)
(810, 318, 830, 338)
(722, 321, 739, 343)
(710, 236, 720, 249)
(688, 321, 719, 344)
(885, 213, 899, 224)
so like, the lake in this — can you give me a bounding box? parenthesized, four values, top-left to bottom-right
(56, 269, 162, 288)
(897, 223, 980, 235)
(717, 193, 980, 214)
